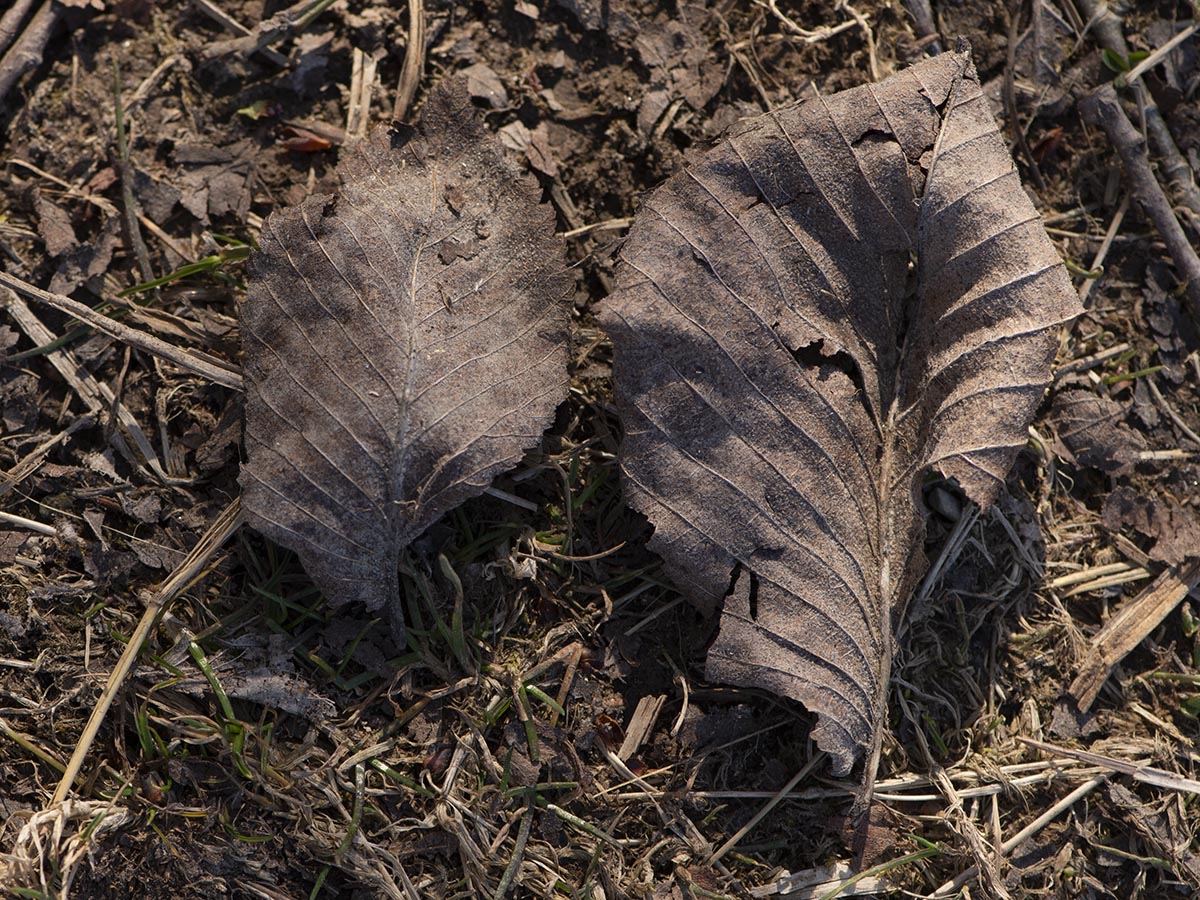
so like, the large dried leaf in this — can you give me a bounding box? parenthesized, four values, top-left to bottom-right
(241, 82, 572, 629)
(602, 49, 1079, 781)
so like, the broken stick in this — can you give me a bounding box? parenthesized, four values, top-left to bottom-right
(0, 0, 61, 106)
(1068, 557, 1200, 711)
(1081, 85, 1200, 323)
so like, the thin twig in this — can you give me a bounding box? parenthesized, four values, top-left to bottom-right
(190, 0, 289, 66)
(203, 0, 337, 61)
(1075, 0, 1200, 224)
(836, 2, 878, 82)
(50, 498, 244, 804)
(1055, 341, 1131, 379)
(1077, 194, 1128, 307)
(393, 0, 425, 121)
(1124, 21, 1200, 87)
(3, 288, 173, 480)
(112, 59, 154, 286)
(1147, 376, 1200, 447)
(1081, 85, 1200, 322)
(0, 271, 244, 390)
(0, 0, 38, 60)
(0, 0, 61, 105)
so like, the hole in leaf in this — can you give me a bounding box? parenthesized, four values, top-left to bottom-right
(850, 127, 892, 149)
(789, 339, 865, 397)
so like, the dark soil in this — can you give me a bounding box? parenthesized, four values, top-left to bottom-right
(2, 1, 1200, 899)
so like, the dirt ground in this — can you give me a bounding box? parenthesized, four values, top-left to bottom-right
(2, 0, 1200, 898)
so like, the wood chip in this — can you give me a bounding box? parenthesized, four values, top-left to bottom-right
(1069, 559, 1200, 711)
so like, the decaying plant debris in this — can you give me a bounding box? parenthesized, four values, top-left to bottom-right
(2, 2, 1200, 899)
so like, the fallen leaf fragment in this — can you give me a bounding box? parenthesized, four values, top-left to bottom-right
(32, 192, 78, 257)
(279, 124, 334, 152)
(240, 80, 572, 632)
(1102, 486, 1200, 565)
(634, 8, 723, 135)
(1051, 389, 1147, 474)
(462, 62, 508, 108)
(602, 48, 1079, 786)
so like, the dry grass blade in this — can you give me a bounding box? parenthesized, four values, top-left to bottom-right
(0, 271, 243, 389)
(3, 290, 172, 480)
(1107, 781, 1200, 890)
(0, 415, 93, 501)
(931, 775, 1110, 897)
(2, 799, 136, 898)
(49, 498, 244, 805)
(1061, 566, 1151, 598)
(111, 59, 153, 286)
(751, 860, 886, 898)
(346, 47, 378, 139)
(1020, 738, 1200, 797)
(709, 752, 825, 864)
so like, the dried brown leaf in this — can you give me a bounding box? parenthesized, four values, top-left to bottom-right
(241, 81, 572, 631)
(1102, 486, 1200, 565)
(1051, 389, 1147, 474)
(602, 49, 1079, 784)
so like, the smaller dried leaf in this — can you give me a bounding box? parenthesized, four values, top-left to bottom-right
(241, 81, 572, 631)
(1051, 389, 1147, 474)
(1102, 486, 1200, 565)
(33, 193, 78, 257)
